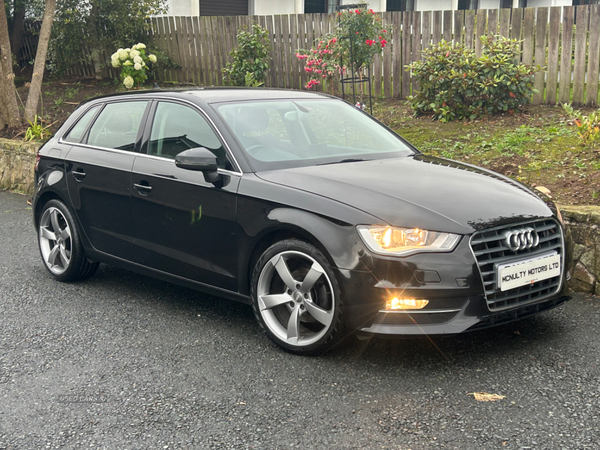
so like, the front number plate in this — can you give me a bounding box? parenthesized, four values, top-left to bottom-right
(497, 253, 561, 292)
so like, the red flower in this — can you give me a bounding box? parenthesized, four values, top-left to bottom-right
(366, 39, 374, 46)
(331, 37, 337, 43)
(381, 42, 386, 48)
(355, 9, 360, 13)
(446, 51, 450, 57)
(369, 8, 374, 14)
(382, 30, 387, 33)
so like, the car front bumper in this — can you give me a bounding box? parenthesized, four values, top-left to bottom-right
(336, 226, 572, 336)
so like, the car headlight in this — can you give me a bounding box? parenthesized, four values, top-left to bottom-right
(357, 225, 461, 257)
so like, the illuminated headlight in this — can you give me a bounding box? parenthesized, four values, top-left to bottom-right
(357, 225, 460, 257)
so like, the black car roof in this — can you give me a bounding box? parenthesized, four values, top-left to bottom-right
(82, 87, 333, 105)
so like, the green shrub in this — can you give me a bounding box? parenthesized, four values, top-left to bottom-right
(408, 36, 541, 122)
(223, 23, 271, 87)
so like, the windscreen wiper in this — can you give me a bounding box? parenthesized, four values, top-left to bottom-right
(317, 158, 368, 166)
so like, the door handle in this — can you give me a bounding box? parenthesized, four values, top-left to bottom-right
(134, 183, 153, 195)
(72, 169, 86, 181)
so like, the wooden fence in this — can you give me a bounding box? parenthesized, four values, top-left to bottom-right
(65, 6, 600, 106)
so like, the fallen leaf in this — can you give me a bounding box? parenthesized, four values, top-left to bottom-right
(468, 392, 506, 402)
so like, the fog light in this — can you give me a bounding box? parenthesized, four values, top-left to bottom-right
(385, 298, 429, 310)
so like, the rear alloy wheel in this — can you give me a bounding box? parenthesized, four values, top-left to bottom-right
(38, 200, 98, 282)
(251, 240, 345, 355)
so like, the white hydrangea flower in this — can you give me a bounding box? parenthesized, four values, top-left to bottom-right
(111, 56, 121, 68)
(130, 49, 140, 59)
(134, 63, 142, 71)
(148, 54, 157, 63)
(123, 60, 133, 66)
(133, 55, 143, 64)
(123, 76, 134, 89)
(135, 43, 146, 49)
(117, 48, 129, 61)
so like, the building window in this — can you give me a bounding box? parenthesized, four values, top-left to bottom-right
(518, 0, 527, 7)
(305, 0, 340, 13)
(387, 0, 415, 11)
(500, 0, 512, 7)
(458, 0, 478, 10)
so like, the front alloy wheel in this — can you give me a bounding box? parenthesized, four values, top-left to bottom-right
(251, 240, 344, 355)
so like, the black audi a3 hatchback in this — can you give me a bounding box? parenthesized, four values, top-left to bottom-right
(32, 88, 573, 354)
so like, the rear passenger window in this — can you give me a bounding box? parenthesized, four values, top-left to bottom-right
(148, 102, 233, 170)
(64, 106, 100, 143)
(87, 101, 148, 151)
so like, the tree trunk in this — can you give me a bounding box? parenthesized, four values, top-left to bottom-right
(10, 0, 27, 61)
(88, 3, 103, 80)
(0, 63, 9, 129)
(0, 3, 21, 128)
(24, 0, 56, 124)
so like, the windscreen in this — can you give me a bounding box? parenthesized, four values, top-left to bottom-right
(214, 99, 415, 171)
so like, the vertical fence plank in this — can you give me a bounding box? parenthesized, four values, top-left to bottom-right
(211, 16, 222, 85)
(203, 17, 215, 85)
(411, 12, 421, 94)
(392, 12, 401, 97)
(487, 9, 498, 35)
(546, 7, 561, 104)
(443, 10, 452, 42)
(402, 12, 411, 97)
(464, 10, 475, 49)
(511, 8, 523, 61)
(195, 16, 207, 85)
(453, 10, 464, 46)
(265, 15, 277, 87)
(297, 14, 308, 89)
(289, 15, 299, 90)
(586, 5, 600, 106)
(475, 10, 486, 56)
(432, 10, 442, 46)
(281, 15, 292, 89)
(313, 13, 324, 92)
(187, 16, 199, 84)
(153, 18, 167, 81)
(533, 7, 548, 104)
(216, 16, 227, 85)
(273, 15, 284, 89)
(499, 8, 511, 37)
(422, 11, 432, 51)
(178, 16, 191, 83)
(167, 17, 182, 82)
(522, 8, 535, 66)
(572, 6, 589, 106)
(383, 12, 392, 98)
(559, 6, 574, 104)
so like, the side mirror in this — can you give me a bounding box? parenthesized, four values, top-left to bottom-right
(175, 147, 220, 183)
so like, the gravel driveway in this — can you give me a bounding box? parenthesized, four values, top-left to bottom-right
(1, 189, 599, 450)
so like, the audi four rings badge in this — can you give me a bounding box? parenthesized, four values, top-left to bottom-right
(505, 228, 540, 251)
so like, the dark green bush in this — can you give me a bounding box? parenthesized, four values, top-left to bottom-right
(408, 36, 541, 122)
(223, 23, 271, 87)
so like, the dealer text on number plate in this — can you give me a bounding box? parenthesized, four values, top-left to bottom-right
(497, 252, 561, 292)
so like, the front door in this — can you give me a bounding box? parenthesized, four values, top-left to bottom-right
(131, 101, 241, 291)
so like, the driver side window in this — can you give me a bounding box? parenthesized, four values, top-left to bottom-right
(148, 102, 233, 170)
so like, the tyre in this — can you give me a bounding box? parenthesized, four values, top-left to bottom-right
(251, 239, 345, 355)
(37, 199, 99, 282)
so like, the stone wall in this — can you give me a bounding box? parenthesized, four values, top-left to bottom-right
(0, 138, 38, 195)
(561, 205, 600, 295)
(1, 137, 599, 295)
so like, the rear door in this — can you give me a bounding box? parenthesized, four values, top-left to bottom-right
(65, 100, 150, 260)
(131, 101, 241, 291)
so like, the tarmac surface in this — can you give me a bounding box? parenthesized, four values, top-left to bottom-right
(1, 189, 599, 449)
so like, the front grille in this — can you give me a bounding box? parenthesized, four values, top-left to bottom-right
(470, 219, 563, 311)
(372, 311, 459, 326)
